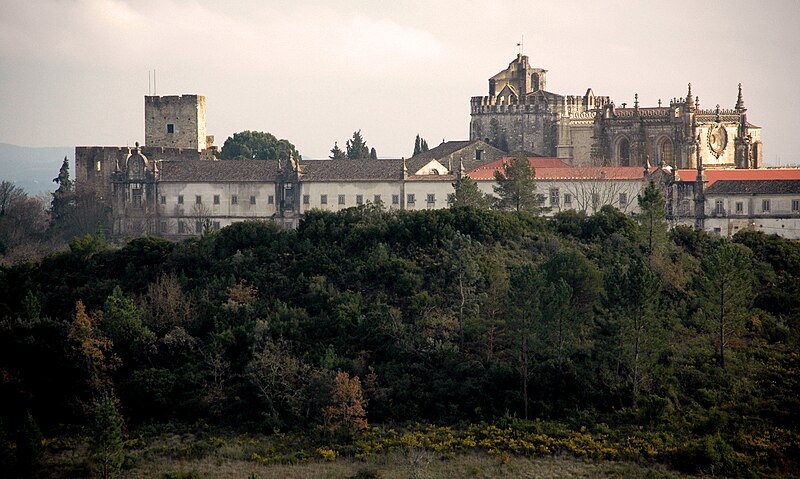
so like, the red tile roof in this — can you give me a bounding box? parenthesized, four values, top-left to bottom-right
(675, 168, 800, 186)
(466, 157, 648, 181)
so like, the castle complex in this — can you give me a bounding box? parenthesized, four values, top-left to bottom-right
(470, 54, 762, 169)
(74, 55, 800, 240)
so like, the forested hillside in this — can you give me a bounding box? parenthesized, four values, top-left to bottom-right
(1, 204, 798, 477)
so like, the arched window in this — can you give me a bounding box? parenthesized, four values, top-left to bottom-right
(618, 138, 631, 166)
(658, 137, 674, 166)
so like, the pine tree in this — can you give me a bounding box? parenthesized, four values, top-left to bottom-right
(346, 130, 370, 159)
(90, 394, 125, 479)
(448, 176, 491, 208)
(51, 156, 74, 223)
(369, 147, 377, 160)
(329, 141, 346, 160)
(637, 181, 668, 258)
(696, 242, 755, 369)
(493, 154, 540, 212)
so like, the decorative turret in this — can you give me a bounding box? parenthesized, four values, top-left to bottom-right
(686, 83, 695, 112)
(634, 93, 639, 111)
(735, 83, 747, 113)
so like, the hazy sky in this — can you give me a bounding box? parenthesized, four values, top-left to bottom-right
(1, 0, 798, 165)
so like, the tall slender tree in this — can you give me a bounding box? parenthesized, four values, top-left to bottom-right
(696, 242, 755, 368)
(51, 156, 74, 223)
(637, 181, 668, 258)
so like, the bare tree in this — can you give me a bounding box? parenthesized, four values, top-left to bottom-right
(558, 166, 643, 215)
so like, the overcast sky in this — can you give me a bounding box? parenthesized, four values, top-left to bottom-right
(1, 0, 798, 165)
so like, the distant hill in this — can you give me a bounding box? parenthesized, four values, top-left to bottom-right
(0, 143, 72, 195)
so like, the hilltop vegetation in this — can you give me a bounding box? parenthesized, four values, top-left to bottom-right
(0, 202, 798, 477)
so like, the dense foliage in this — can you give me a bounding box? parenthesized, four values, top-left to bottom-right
(1, 206, 798, 477)
(220, 130, 300, 161)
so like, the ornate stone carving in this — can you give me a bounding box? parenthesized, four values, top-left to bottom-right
(707, 124, 727, 158)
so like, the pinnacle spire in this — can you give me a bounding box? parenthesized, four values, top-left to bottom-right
(735, 83, 746, 113)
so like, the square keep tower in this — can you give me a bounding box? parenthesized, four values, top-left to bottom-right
(145, 95, 207, 151)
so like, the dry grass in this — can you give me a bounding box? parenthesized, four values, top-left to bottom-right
(42, 433, 698, 479)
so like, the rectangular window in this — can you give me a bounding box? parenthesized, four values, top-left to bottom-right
(538, 194, 546, 205)
(251, 195, 257, 205)
(167, 123, 174, 134)
(160, 195, 166, 205)
(177, 195, 184, 205)
(132, 189, 142, 207)
(736, 201, 744, 214)
(196, 220, 203, 233)
(338, 194, 346, 205)
(407, 193, 416, 204)
(321, 194, 328, 205)
(591, 193, 600, 209)
(178, 221, 186, 234)
(160, 221, 167, 233)
(392, 194, 399, 205)
(303, 194, 310, 205)
(213, 221, 220, 231)
(793, 199, 800, 212)
(550, 188, 559, 206)
(762, 199, 771, 212)
(231, 195, 238, 205)
(619, 193, 627, 207)
(213, 194, 220, 205)
(374, 194, 381, 204)
(356, 195, 363, 205)
(195, 195, 202, 205)
(715, 199, 724, 215)
(476, 149, 483, 161)
(267, 195, 273, 205)
(564, 193, 572, 206)
(427, 193, 436, 204)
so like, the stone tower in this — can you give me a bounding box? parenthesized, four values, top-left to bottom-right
(145, 94, 207, 151)
(470, 55, 609, 160)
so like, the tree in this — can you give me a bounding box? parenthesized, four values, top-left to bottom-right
(0, 180, 23, 217)
(696, 242, 755, 368)
(15, 412, 43, 478)
(600, 258, 665, 403)
(220, 130, 299, 161)
(448, 176, 492, 208)
(637, 180, 668, 258)
(412, 134, 429, 157)
(68, 301, 119, 400)
(329, 141, 346, 160)
(89, 394, 125, 479)
(51, 156, 75, 223)
(507, 263, 546, 419)
(322, 371, 368, 437)
(493, 154, 540, 213)
(346, 130, 371, 159)
(369, 147, 377, 160)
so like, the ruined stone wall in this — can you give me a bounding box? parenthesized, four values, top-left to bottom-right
(75, 146, 205, 199)
(145, 95, 206, 151)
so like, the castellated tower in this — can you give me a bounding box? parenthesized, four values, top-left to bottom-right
(145, 94, 207, 151)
